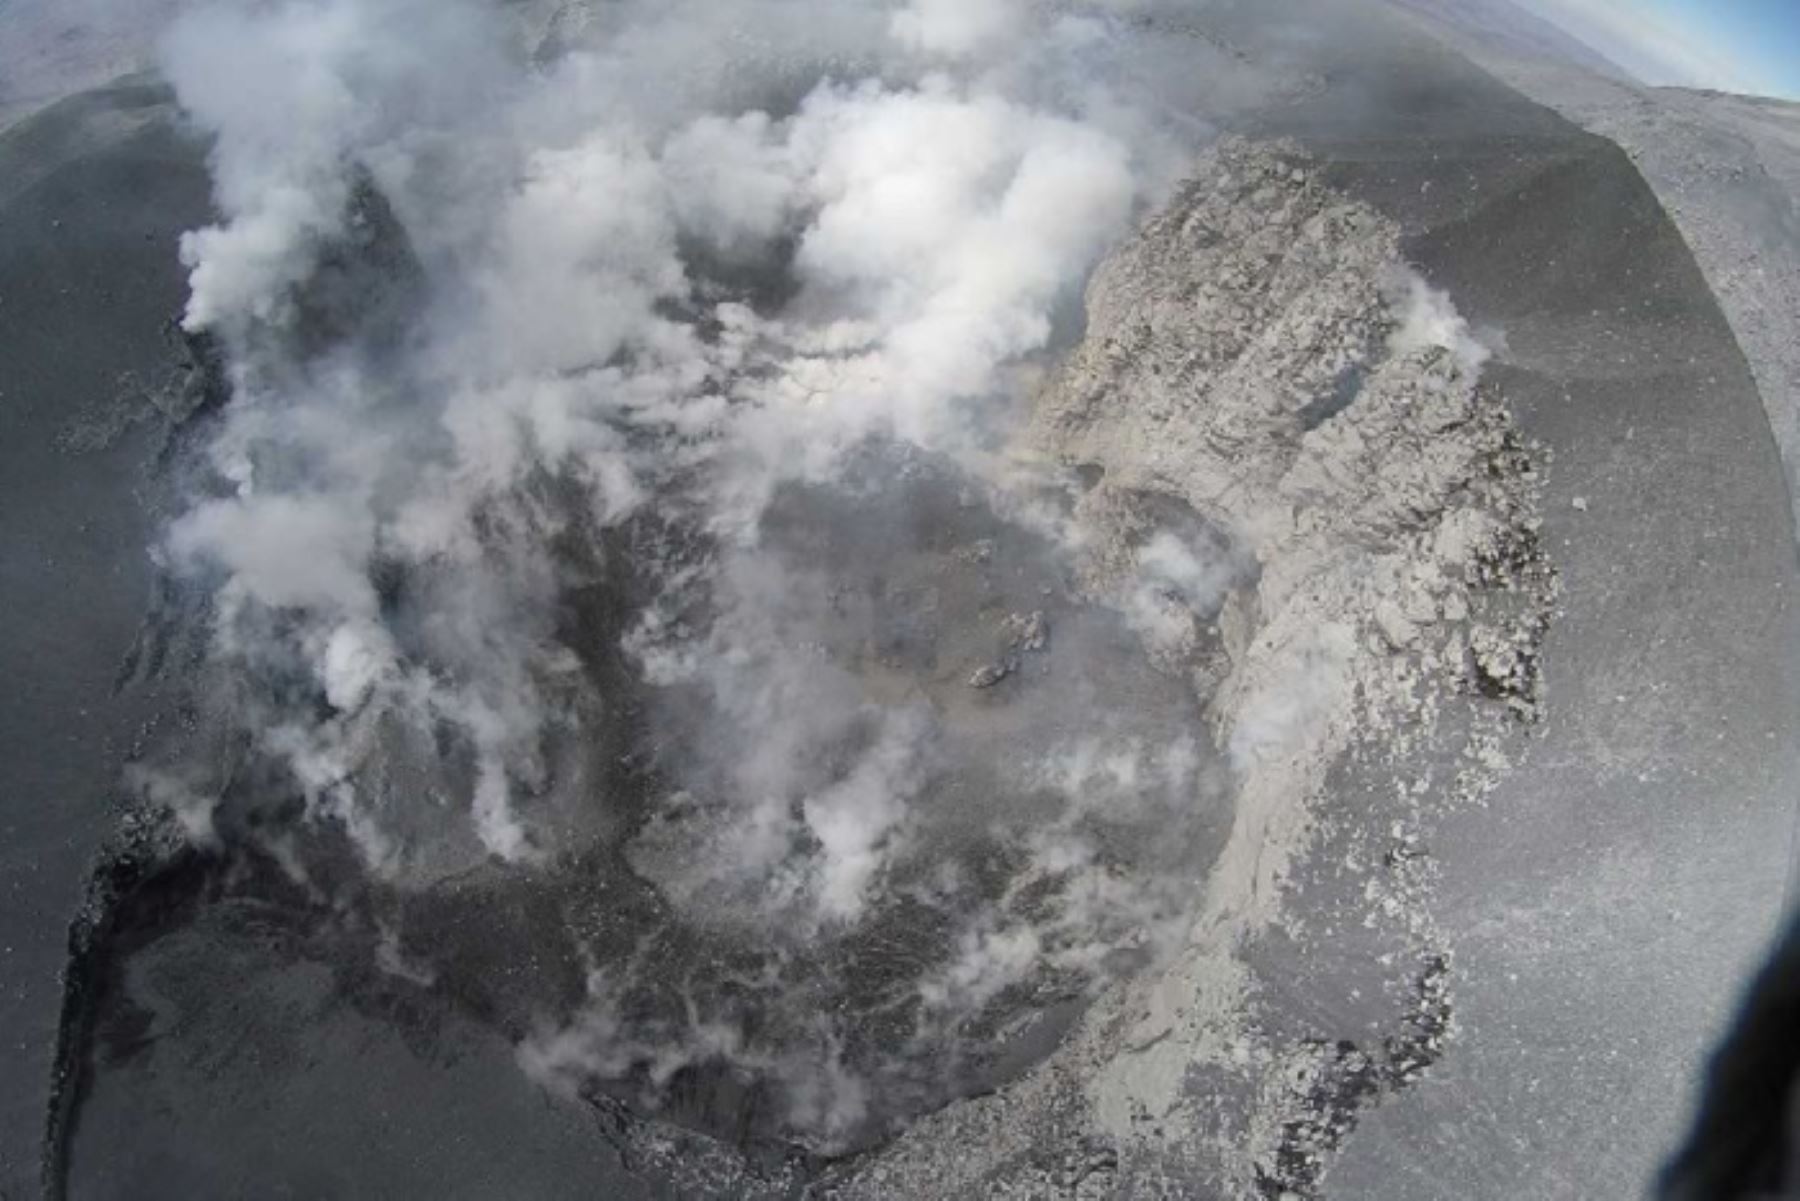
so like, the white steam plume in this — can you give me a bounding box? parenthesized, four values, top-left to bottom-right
(156, 0, 1233, 878)
(139, 0, 1288, 1148)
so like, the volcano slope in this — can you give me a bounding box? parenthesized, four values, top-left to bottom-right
(5, 4, 1798, 1201)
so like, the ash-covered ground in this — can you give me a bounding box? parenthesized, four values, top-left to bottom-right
(1396, 0, 1800, 527)
(8, 2, 1799, 1200)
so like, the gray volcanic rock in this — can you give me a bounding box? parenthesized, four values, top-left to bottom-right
(844, 131, 1555, 1201)
(842, 9, 1800, 1195)
(7, 5, 1800, 1201)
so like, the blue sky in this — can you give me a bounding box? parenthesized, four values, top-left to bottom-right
(1520, 0, 1800, 99)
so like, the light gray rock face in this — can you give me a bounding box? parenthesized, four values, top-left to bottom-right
(852, 12, 1800, 1194)
(844, 136, 1554, 1200)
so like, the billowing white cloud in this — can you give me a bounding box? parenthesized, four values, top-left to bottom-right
(146, 0, 1270, 1148)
